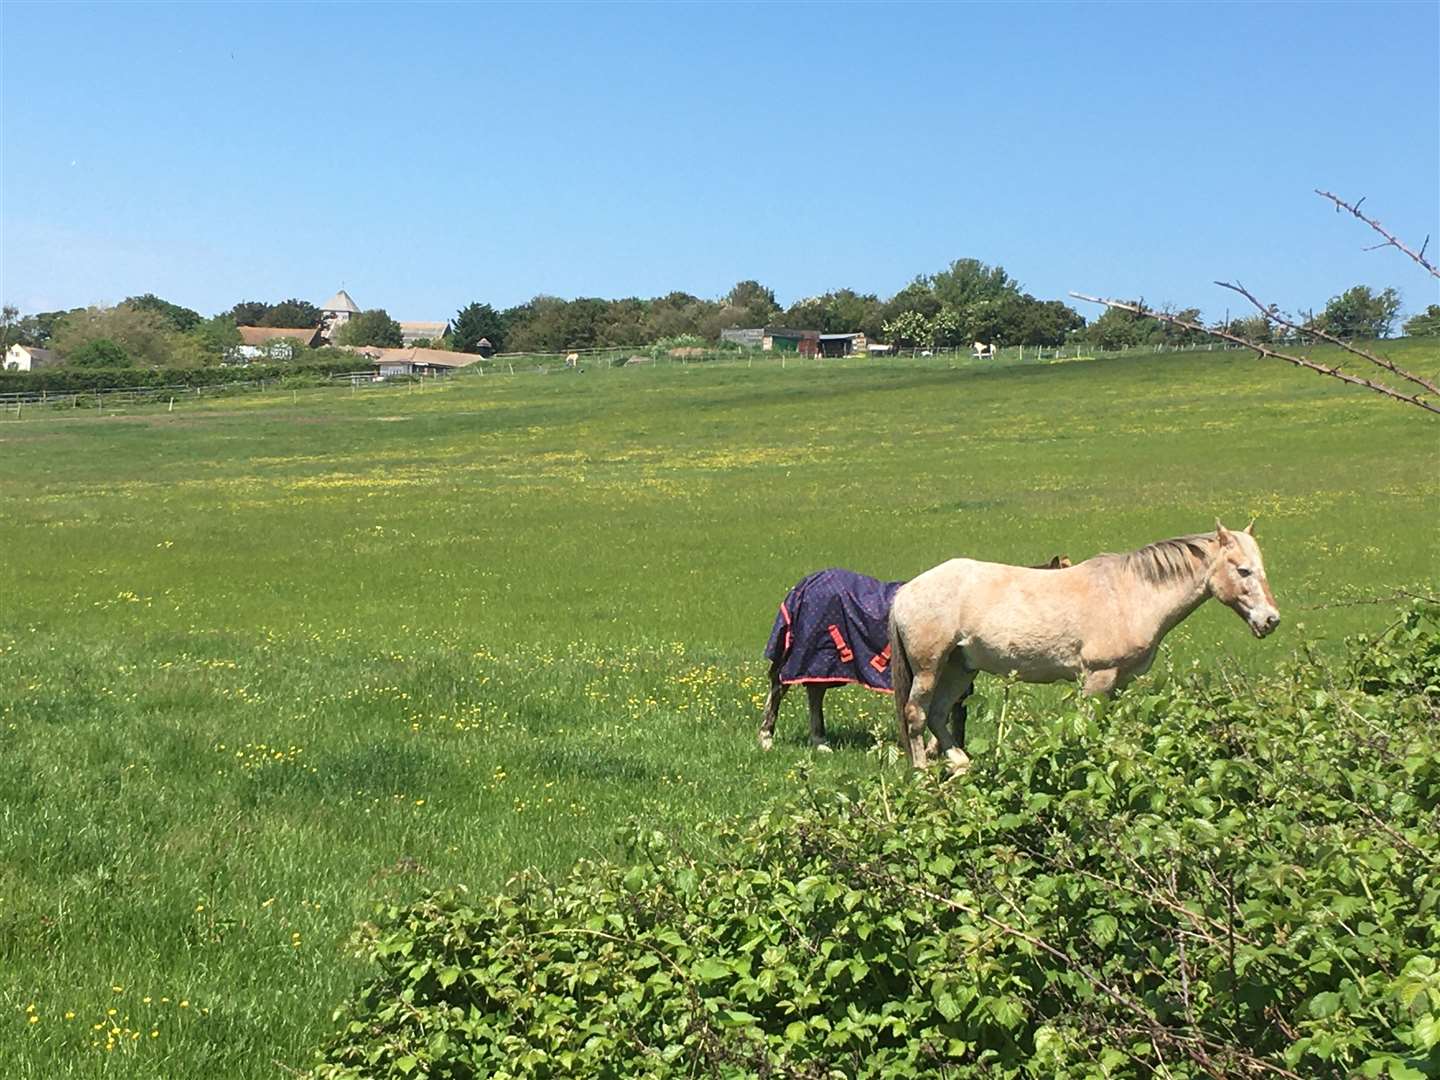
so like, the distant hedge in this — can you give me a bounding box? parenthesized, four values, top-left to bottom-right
(0, 360, 367, 394)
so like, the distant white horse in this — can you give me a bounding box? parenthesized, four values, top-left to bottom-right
(889, 522, 1280, 773)
(971, 341, 998, 359)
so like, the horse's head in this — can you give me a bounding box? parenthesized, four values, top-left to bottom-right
(1208, 520, 1280, 637)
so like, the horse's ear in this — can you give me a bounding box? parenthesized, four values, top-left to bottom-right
(1243, 518, 1256, 536)
(1215, 519, 1233, 544)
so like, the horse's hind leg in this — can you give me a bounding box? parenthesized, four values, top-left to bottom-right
(805, 685, 832, 752)
(900, 669, 938, 769)
(758, 664, 788, 750)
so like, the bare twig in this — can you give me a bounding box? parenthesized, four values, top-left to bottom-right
(1316, 189, 1439, 278)
(1069, 293, 1440, 415)
(1214, 279, 1440, 398)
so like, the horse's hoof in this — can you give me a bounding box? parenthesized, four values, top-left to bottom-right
(812, 742, 832, 754)
(758, 736, 774, 751)
(941, 755, 972, 783)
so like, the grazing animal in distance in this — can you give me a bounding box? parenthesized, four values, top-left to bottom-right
(889, 522, 1278, 774)
(759, 555, 1072, 753)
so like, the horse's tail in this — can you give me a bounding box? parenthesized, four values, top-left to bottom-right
(889, 603, 913, 758)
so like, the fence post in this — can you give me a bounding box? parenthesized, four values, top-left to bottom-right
(168, 396, 174, 412)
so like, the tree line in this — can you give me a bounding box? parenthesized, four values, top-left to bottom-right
(3, 260, 1434, 370)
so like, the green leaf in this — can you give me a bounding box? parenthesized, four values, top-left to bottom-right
(1089, 914, 1118, 947)
(692, 958, 729, 982)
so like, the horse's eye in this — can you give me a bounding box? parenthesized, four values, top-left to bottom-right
(1237, 567, 1252, 578)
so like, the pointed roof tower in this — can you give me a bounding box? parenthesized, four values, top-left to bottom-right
(321, 289, 360, 314)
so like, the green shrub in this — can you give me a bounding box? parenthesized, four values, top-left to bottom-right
(66, 337, 130, 367)
(312, 603, 1440, 1079)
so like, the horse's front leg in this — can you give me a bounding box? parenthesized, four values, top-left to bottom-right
(921, 698, 966, 759)
(949, 695, 967, 751)
(805, 685, 831, 752)
(758, 664, 788, 750)
(927, 665, 976, 777)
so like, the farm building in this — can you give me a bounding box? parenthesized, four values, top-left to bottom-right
(353, 346, 487, 379)
(229, 325, 321, 363)
(399, 321, 448, 346)
(720, 328, 765, 349)
(818, 333, 869, 357)
(4, 344, 58, 371)
(721, 327, 870, 357)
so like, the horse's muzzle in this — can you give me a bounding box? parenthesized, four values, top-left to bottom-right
(1250, 610, 1281, 638)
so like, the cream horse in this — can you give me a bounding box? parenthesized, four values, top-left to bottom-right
(889, 522, 1279, 773)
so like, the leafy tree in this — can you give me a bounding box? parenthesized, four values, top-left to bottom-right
(261, 299, 322, 328)
(451, 302, 505, 353)
(1401, 304, 1440, 338)
(779, 289, 883, 335)
(336, 309, 403, 348)
(1009, 296, 1085, 346)
(1224, 314, 1274, 343)
(598, 298, 649, 346)
(881, 310, 932, 347)
(930, 258, 1018, 311)
(1313, 285, 1401, 339)
(122, 293, 201, 332)
(0, 307, 73, 348)
(878, 278, 942, 327)
(645, 292, 713, 342)
(52, 305, 178, 366)
(67, 338, 130, 367)
(1, 304, 19, 350)
(1079, 302, 1147, 350)
(187, 315, 242, 363)
(228, 300, 271, 326)
(721, 280, 781, 328)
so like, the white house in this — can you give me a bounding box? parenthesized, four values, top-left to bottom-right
(4, 344, 58, 371)
(228, 325, 321, 363)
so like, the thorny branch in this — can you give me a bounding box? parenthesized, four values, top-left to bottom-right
(1316, 189, 1439, 278)
(1068, 294, 1440, 415)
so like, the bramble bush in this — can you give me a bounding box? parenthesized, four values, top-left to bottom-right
(312, 604, 1439, 1079)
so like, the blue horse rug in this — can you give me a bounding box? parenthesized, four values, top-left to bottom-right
(765, 568, 903, 692)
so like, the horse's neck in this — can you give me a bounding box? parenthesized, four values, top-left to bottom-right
(1126, 563, 1212, 645)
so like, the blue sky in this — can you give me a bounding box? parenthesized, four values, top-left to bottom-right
(2, 1, 1436, 325)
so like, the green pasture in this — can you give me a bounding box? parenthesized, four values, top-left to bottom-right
(2, 344, 1437, 1077)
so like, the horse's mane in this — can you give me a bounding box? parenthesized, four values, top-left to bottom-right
(1094, 533, 1215, 585)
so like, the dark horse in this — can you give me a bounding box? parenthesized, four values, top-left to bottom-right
(759, 555, 1070, 752)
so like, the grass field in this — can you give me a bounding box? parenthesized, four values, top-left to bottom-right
(3, 343, 1437, 1077)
